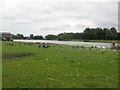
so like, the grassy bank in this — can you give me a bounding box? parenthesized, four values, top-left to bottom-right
(87, 40, 120, 43)
(68, 39, 119, 43)
(2, 41, 118, 88)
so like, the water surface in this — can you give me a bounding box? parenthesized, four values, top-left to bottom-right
(14, 40, 115, 48)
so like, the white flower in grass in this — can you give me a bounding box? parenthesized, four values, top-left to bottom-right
(17, 64, 21, 66)
(113, 50, 117, 52)
(48, 77, 54, 81)
(66, 65, 68, 67)
(24, 75, 27, 77)
(106, 77, 108, 80)
(109, 62, 112, 64)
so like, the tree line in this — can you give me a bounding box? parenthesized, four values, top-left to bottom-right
(12, 27, 120, 40)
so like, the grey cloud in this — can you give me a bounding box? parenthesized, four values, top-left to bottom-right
(42, 27, 65, 31)
(41, 24, 71, 31)
(1, 1, 118, 36)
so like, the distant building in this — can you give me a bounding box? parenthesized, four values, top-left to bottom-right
(0, 32, 13, 41)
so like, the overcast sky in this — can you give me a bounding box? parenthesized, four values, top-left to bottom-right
(0, 0, 119, 36)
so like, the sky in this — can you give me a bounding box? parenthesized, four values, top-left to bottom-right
(0, 0, 119, 36)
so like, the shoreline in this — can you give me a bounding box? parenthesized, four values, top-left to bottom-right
(13, 39, 119, 43)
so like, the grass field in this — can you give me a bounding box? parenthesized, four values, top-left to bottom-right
(64, 39, 120, 43)
(2, 41, 118, 88)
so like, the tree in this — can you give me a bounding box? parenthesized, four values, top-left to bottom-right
(45, 34, 58, 40)
(96, 28, 104, 40)
(33, 35, 43, 40)
(58, 33, 75, 41)
(103, 28, 109, 40)
(110, 27, 118, 40)
(83, 28, 94, 40)
(12, 27, 119, 40)
(74, 33, 83, 39)
(13, 33, 24, 39)
(30, 34, 34, 39)
(118, 32, 120, 40)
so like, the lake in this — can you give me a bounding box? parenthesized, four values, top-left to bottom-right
(14, 39, 116, 48)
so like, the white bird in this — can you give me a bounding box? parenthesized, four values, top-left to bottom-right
(96, 46, 101, 49)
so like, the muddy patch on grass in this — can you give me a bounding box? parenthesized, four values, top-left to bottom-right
(2, 53, 33, 59)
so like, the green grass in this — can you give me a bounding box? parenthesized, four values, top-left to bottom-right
(59, 39, 120, 43)
(2, 41, 118, 88)
(0, 41, 2, 89)
(88, 40, 119, 43)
